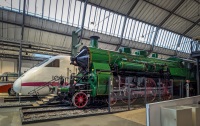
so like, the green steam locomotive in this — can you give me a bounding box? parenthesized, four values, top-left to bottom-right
(58, 36, 196, 108)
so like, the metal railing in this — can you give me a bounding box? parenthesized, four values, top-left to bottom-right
(27, 76, 62, 96)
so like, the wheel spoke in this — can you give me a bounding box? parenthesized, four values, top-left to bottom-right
(145, 78, 156, 102)
(73, 92, 88, 108)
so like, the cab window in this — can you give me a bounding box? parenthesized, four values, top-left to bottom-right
(45, 59, 60, 67)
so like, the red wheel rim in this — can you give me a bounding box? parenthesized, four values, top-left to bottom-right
(122, 90, 137, 104)
(73, 92, 88, 108)
(106, 93, 117, 106)
(161, 80, 172, 100)
(146, 78, 157, 102)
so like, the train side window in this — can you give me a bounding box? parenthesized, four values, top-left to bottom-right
(45, 59, 60, 67)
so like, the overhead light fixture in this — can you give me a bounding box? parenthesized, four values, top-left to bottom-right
(33, 53, 52, 58)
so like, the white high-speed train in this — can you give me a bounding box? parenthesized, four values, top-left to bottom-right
(13, 55, 78, 95)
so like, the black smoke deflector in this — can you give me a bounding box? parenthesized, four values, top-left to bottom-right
(72, 47, 89, 70)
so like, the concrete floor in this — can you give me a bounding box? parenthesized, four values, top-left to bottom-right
(0, 107, 21, 126)
(26, 114, 145, 126)
(0, 107, 146, 126)
(0, 93, 9, 97)
(0, 93, 146, 126)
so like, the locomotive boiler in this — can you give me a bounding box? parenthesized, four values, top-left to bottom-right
(59, 36, 196, 108)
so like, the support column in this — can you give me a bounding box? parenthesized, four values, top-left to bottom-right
(197, 58, 200, 95)
(78, 0, 88, 44)
(171, 79, 174, 99)
(158, 78, 161, 101)
(108, 76, 112, 113)
(18, 0, 26, 77)
(186, 80, 190, 97)
(128, 77, 131, 111)
(144, 78, 147, 104)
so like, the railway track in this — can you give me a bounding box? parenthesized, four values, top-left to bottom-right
(18, 95, 160, 124)
(0, 102, 63, 108)
(0, 101, 33, 108)
(0, 98, 61, 108)
(0, 94, 173, 108)
(22, 106, 77, 114)
(0, 96, 41, 108)
(3, 96, 43, 102)
(21, 104, 145, 124)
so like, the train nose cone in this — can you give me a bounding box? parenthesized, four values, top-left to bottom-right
(13, 78, 22, 93)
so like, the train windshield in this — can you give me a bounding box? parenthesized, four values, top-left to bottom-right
(35, 59, 49, 67)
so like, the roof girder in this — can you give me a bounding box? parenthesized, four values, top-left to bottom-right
(115, 0, 140, 51)
(149, 0, 185, 52)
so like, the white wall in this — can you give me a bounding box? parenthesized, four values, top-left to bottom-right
(2, 61, 15, 73)
(0, 58, 40, 74)
(21, 60, 39, 73)
(0, 58, 17, 74)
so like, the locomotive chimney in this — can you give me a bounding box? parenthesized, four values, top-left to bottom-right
(90, 36, 100, 48)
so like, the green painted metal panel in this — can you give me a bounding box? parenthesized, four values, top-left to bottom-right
(135, 50, 147, 57)
(89, 48, 109, 63)
(71, 31, 78, 57)
(93, 62, 110, 71)
(167, 57, 183, 62)
(89, 36, 99, 48)
(97, 72, 110, 95)
(154, 65, 163, 72)
(118, 61, 146, 71)
(151, 53, 158, 58)
(89, 72, 97, 97)
(169, 68, 188, 77)
(60, 87, 69, 92)
(118, 47, 131, 54)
